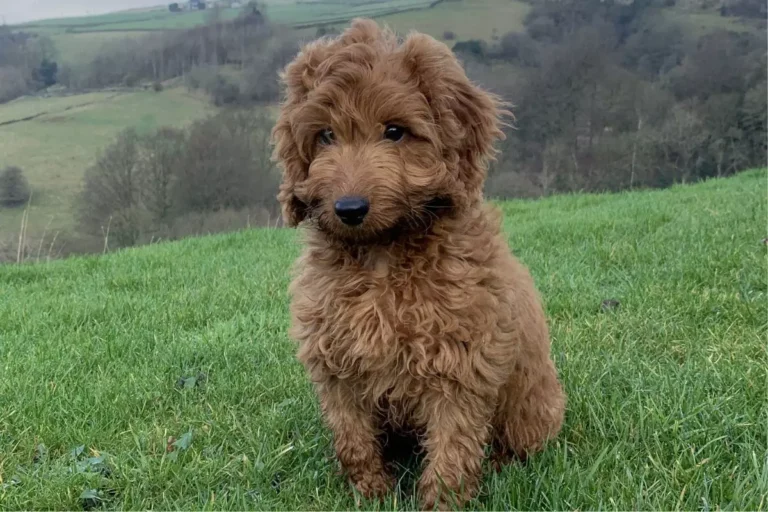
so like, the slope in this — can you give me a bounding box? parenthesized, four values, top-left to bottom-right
(0, 169, 765, 509)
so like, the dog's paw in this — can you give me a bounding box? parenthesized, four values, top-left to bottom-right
(352, 470, 395, 501)
(418, 473, 474, 511)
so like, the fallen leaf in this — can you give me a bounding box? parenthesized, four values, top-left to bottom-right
(79, 489, 101, 511)
(173, 431, 193, 451)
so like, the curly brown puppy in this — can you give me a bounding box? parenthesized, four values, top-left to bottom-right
(272, 18, 566, 510)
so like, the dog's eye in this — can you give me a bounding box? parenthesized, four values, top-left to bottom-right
(383, 125, 406, 142)
(317, 128, 335, 146)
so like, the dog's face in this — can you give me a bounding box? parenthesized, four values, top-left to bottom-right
(273, 19, 505, 242)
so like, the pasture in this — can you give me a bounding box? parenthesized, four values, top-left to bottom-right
(379, 0, 530, 43)
(0, 169, 765, 509)
(0, 89, 213, 245)
(22, 0, 531, 68)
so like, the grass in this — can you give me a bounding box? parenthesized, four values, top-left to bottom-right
(0, 169, 765, 509)
(0, 89, 213, 242)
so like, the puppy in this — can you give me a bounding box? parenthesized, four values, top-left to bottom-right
(272, 19, 565, 510)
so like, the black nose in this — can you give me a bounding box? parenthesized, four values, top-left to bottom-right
(334, 196, 369, 225)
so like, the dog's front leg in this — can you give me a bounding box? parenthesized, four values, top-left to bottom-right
(318, 379, 394, 501)
(417, 386, 494, 510)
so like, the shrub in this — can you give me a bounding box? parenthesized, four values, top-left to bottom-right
(210, 76, 241, 106)
(34, 58, 58, 88)
(443, 30, 456, 40)
(0, 166, 32, 207)
(452, 40, 487, 60)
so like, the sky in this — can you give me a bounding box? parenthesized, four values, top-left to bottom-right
(0, 0, 164, 24)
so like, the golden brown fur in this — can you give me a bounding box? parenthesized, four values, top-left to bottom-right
(272, 19, 565, 510)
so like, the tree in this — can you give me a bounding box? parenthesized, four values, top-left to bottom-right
(494, 32, 538, 66)
(452, 40, 487, 60)
(138, 127, 186, 225)
(740, 82, 768, 167)
(174, 110, 277, 213)
(0, 166, 31, 207)
(654, 105, 708, 182)
(34, 58, 58, 87)
(78, 129, 144, 248)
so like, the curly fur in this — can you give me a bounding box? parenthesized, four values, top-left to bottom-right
(272, 19, 565, 510)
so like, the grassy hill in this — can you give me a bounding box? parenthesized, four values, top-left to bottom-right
(0, 169, 765, 509)
(25, 0, 760, 69)
(25, 0, 531, 68)
(0, 88, 213, 250)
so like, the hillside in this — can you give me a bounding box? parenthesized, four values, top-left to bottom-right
(0, 169, 765, 509)
(22, 0, 761, 68)
(0, 88, 213, 252)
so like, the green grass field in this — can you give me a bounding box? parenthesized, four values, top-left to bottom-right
(0, 89, 213, 243)
(379, 0, 530, 43)
(29, 0, 528, 69)
(1, 169, 765, 509)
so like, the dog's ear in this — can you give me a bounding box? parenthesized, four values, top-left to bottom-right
(272, 38, 337, 227)
(272, 112, 306, 227)
(400, 34, 507, 204)
(273, 20, 395, 226)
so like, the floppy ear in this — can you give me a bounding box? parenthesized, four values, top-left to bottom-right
(272, 108, 307, 228)
(272, 38, 335, 227)
(400, 33, 507, 204)
(272, 20, 388, 227)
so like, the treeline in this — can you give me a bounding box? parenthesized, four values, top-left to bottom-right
(59, 3, 297, 106)
(458, 0, 767, 196)
(76, 110, 279, 250)
(0, 27, 58, 103)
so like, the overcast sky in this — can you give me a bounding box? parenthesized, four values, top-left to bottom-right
(1, 0, 164, 24)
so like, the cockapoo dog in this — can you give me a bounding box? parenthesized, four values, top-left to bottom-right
(272, 18, 565, 510)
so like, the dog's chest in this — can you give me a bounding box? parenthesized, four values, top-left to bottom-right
(293, 249, 498, 385)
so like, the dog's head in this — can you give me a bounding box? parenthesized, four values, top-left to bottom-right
(272, 19, 505, 242)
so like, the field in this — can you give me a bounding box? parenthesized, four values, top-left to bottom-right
(24, 0, 530, 68)
(0, 169, 765, 509)
(22, 0, 433, 67)
(379, 0, 530, 42)
(0, 89, 213, 244)
(24, 0, 758, 74)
